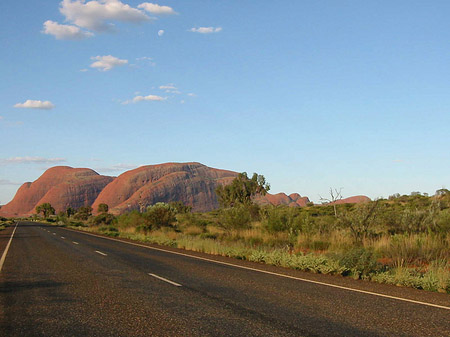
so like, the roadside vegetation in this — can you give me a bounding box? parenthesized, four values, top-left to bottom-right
(28, 176, 450, 293)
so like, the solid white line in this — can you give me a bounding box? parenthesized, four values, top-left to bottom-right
(72, 241, 79, 245)
(0, 222, 19, 272)
(95, 250, 107, 256)
(61, 227, 450, 310)
(148, 273, 182, 287)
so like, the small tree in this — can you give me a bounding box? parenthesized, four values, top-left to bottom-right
(97, 203, 109, 214)
(339, 200, 379, 244)
(35, 203, 55, 218)
(216, 172, 270, 208)
(66, 207, 76, 218)
(74, 206, 93, 221)
(144, 203, 176, 229)
(319, 188, 343, 217)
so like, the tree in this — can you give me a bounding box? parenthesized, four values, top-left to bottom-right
(319, 188, 343, 217)
(35, 203, 55, 218)
(216, 172, 270, 208)
(144, 203, 176, 229)
(97, 203, 109, 214)
(338, 200, 379, 244)
(74, 206, 93, 221)
(66, 207, 76, 218)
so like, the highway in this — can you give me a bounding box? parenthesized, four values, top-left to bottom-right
(1, 222, 449, 337)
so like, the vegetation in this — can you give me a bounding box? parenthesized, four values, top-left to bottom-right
(35, 203, 55, 218)
(33, 176, 450, 293)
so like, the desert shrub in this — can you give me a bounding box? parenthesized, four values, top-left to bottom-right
(217, 206, 251, 232)
(335, 247, 381, 278)
(263, 206, 298, 233)
(91, 213, 116, 226)
(144, 203, 176, 229)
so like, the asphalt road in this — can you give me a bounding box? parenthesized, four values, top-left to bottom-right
(1, 222, 449, 337)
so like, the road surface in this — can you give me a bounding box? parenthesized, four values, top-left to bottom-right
(1, 222, 449, 336)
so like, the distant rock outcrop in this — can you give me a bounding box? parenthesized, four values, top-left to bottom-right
(254, 192, 311, 207)
(92, 162, 238, 214)
(331, 195, 371, 205)
(0, 166, 114, 217)
(1, 162, 319, 217)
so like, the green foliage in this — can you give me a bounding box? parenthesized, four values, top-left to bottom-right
(74, 206, 93, 220)
(35, 203, 55, 218)
(144, 203, 176, 229)
(335, 247, 381, 278)
(338, 201, 379, 243)
(217, 205, 251, 232)
(216, 172, 270, 207)
(169, 201, 192, 214)
(66, 207, 76, 218)
(91, 213, 116, 226)
(97, 203, 109, 214)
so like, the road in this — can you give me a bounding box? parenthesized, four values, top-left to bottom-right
(1, 221, 449, 337)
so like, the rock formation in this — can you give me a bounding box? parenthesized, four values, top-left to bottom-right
(0, 166, 113, 217)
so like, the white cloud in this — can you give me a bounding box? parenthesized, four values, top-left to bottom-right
(138, 3, 176, 15)
(90, 55, 128, 71)
(80, 68, 88, 72)
(159, 84, 176, 90)
(189, 27, 222, 34)
(180, 100, 185, 104)
(42, 20, 93, 40)
(14, 100, 55, 110)
(133, 94, 165, 102)
(0, 179, 21, 186)
(122, 94, 165, 104)
(158, 29, 164, 36)
(59, 0, 150, 32)
(2, 157, 66, 164)
(187, 93, 196, 97)
(95, 163, 140, 172)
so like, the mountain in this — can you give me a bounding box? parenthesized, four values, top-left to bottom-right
(0, 166, 113, 217)
(332, 195, 371, 204)
(0, 162, 371, 217)
(92, 162, 237, 214)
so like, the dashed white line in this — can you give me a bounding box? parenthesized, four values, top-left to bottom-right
(52, 233, 56, 235)
(61, 237, 65, 239)
(148, 273, 182, 287)
(72, 241, 79, 245)
(60, 226, 450, 310)
(95, 250, 107, 256)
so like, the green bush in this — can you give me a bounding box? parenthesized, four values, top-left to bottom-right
(217, 206, 251, 232)
(336, 247, 381, 278)
(144, 203, 176, 229)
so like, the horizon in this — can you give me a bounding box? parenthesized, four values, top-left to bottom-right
(1, 1, 449, 205)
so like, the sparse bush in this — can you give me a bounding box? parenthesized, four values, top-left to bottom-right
(217, 206, 251, 232)
(144, 203, 176, 230)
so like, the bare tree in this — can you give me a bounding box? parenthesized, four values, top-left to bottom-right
(319, 187, 343, 217)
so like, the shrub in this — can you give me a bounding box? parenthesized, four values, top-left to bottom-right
(144, 203, 176, 229)
(336, 247, 381, 278)
(217, 206, 251, 232)
(91, 213, 116, 226)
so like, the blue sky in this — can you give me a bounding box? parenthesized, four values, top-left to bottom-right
(1, 0, 449, 205)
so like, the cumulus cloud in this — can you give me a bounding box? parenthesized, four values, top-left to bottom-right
(90, 55, 128, 71)
(59, 0, 150, 32)
(132, 94, 165, 102)
(189, 27, 222, 34)
(42, 20, 93, 40)
(138, 3, 176, 15)
(14, 100, 55, 110)
(2, 157, 66, 164)
(122, 94, 165, 104)
(158, 29, 164, 36)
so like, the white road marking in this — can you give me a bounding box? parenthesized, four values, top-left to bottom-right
(72, 241, 79, 245)
(52, 233, 56, 235)
(148, 273, 182, 287)
(61, 227, 450, 310)
(95, 250, 107, 256)
(61, 237, 65, 239)
(0, 222, 19, 272)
